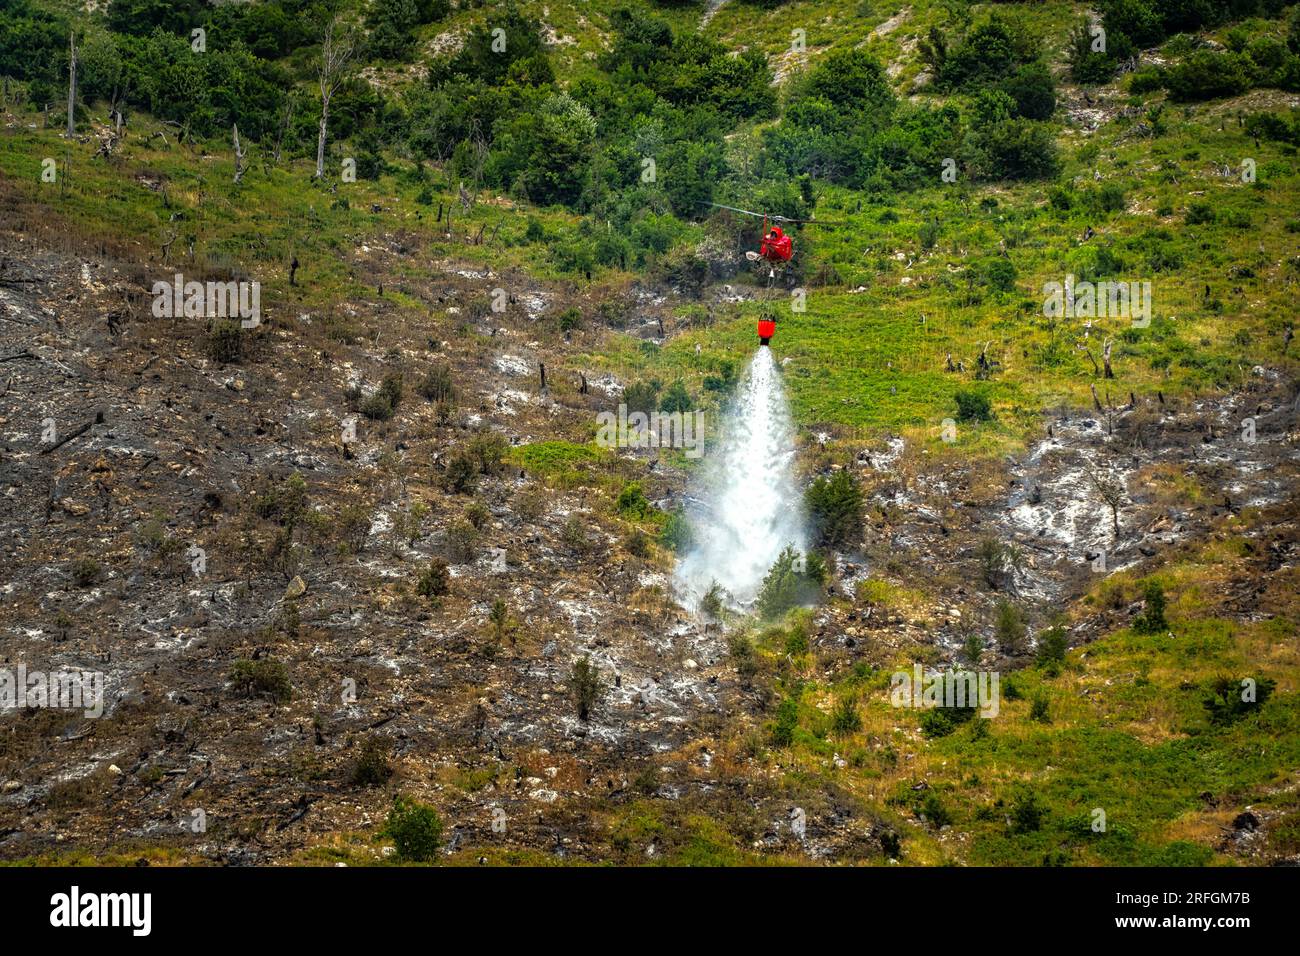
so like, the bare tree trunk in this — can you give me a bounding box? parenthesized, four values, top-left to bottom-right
(232, 124, 246, 184)
(65, 32, 77, 137)
(1102, 338, 1114, 379)
(315, 17, 356, 180)
(315, 103, 329, 179)
(1078, 343, 1099, 376)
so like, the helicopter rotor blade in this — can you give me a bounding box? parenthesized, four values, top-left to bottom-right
(701, 201, 768, 219)
(700, 202, 839, 227)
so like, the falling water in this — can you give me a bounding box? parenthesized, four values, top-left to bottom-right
(674, 348, 807, 610)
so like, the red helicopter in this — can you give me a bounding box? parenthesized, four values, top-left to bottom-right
(702, 202, 837, 345)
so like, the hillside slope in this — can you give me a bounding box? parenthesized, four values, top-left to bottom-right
(0, 0, 1297, 866)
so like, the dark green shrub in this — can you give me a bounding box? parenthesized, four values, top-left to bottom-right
(71, 558, 102, 587)
(995, 599, 1028, 653)
(1011, 789, 1046, 833)
(1036, 625, 1068, 670)
(569, 656, 603, 721)
(660, 508, 693, 552)
(416, 364, 455, 404)
(1203, 675, 1276, 724)
(770, 696, 799, 746)
(756, 547, 821, 619)
(622, 380, 660, 416)
(658, 380, 692, 413)
(1164, 51, 1251, 102)
(1029, 694, 1051, 722)
(919, 791, 952, 828)
(616, 481, 652, 519)
(1132, 580, 1169, 633)
(206, 320, 244, 363)
(832, 695, 862, 736)
(350, 736, 393, 787)
(805, 470, 864, 549)
(442, 449, 478, 494)
(382, 795, 443, 862)
(228, 658, 292, 703)
(955, 389, 993, 422)
(415, 559, 450, 600)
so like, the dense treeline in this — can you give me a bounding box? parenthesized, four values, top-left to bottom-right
(2, 0, 1297, 261)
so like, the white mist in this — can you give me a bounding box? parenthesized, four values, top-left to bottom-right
(674, 348, 807, 610)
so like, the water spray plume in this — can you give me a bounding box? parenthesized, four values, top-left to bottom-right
(674, 348, 807, 610)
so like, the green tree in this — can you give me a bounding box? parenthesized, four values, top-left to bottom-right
(569, 656, 603, 721)
(382, 795, 443, 862)
(805, 470, 863, 549)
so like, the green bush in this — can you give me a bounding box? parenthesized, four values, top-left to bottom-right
(442, 449, 478, 494)
(382, 795, 443, 862)
(832, 694, 862, 736)
(416, 364, 455, 404)
(350, 736, 393, 787)
(658, 380, 693, 413)
(1029, 694, 1051, 723)
(805, 470, 864, 549)
(995, 599, 1028, 654)
(1131, 580, 1169, 633)
(756, 547, 821, 619)
(415, 559, 450, 600)
(569, 656, 603, 721)
(1036, 626, 1068, 670)
(660, 508, 693, 552)
(1011, 789, 1046, 834)
(622, 381, 660, 416)
(228, 658, 292, 703)
(919, 791, 952, 828)
(1164, 51, 1252, 102)
(954, 389, 993, 423)
(71, 557, 102, 588)
(919, 704, 975, 738)
(616, 481, 652, 519)
(1203, 675, 1276, 724)
(770, 695, 800, 746)
(701, 581, 724, 619)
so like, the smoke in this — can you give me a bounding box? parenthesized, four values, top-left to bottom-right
(674, 347, 807, 611)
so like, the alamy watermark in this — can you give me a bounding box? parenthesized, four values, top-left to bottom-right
(890, 664, 1000, 718)
(596, 404, 706, 459)
(151, 273, 261, 328)
(1, 664, 104, 718)
(1043, 274, 1151, 327)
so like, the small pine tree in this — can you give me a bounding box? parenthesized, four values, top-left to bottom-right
(488, 597, 517, 647)
(1132, 580, 1169, 634)
(569, 656, 602, 721)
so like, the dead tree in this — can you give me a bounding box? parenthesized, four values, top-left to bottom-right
(65, 32, 77, 137)
(1078, 342, 1100, 376)
(232, 123, 246, 184)
(1284, 325, 1294, 356)
(271, 91, 296, 165)
(1102, 338, 1115, 379)
(160, 229, 178, 265)
(1090, 382, 1104, 413)
(1086, 461, 1127, 542)
(315, 17, 357, 179)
